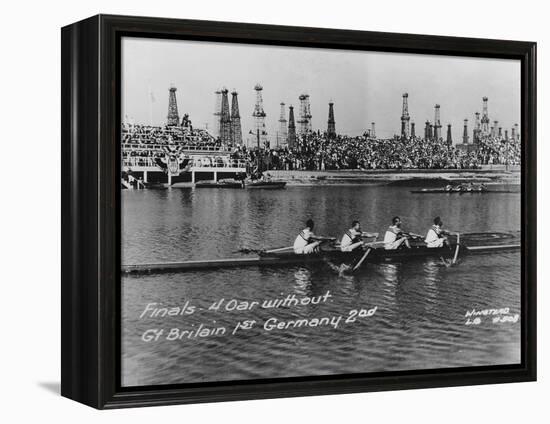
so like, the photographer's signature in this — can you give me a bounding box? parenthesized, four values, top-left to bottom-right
(464, 307, 519, 325)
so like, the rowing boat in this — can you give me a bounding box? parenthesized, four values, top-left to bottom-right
(246, 181, 286, 189)
(195, 180, 243, 189)
(122, 232, 520, 274)
(411, 188, 518, 194)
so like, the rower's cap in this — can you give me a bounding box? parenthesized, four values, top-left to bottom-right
(434, 216, 442, 225)
(306, 219, 314, 229)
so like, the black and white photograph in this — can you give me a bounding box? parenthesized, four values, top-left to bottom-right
(120, 36, 523, 387)
(1, 0, 547, 418)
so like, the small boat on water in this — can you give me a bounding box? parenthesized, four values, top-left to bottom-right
(246, 180, 286, 189)
(411, 183, 517, 194)
(411, 188, 517, 194)
(122, 232, 520, 274)
(195, 180, 243, 189)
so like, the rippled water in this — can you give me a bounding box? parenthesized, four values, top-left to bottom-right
(121, 185, 521, 387)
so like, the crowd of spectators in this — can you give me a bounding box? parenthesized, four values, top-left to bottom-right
(122, 123, 223, 149)
(122, 123, 520, 171)
(475, 135, 521, 166)
(231, 131, 521, 171)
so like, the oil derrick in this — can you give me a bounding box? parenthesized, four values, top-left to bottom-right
(252, 84, 267, 147)
(446, 124, 453, 145)
(473, 112, 481, 144)
(410, 122, 415, 138)
(433, 104, 442, 140)
(400, 93, 410, 138)
(166, 85, 180, 126)
(371, 122, 376, 138)
(463, 119, 469, 144)
(512, 123, 519, 141)
(327, 101, 336, 138)
(498, 127, 503, 139)
(213, 90, 222, 138)
(424, 121, 431, 140)
(505, 130, 509, 141)
(219, 88, 232, 144)
(481, 97, 490, 136)
(297, 94, 311, 135)
(493, 120, 499, 137)
(306, 95, 312, 132)
(230, 90, 242, 145)
(287, 105, 297, 149)
(278, 103, 288, 147)
(297, 95, 306, 135)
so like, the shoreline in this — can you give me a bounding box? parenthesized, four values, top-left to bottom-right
(158, 166, 521, 188)
(263, 167, 520, 187)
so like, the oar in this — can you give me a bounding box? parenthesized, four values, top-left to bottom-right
(236, 245, 292, 254)
(439, 232, 460, 266)
(352, 247, 372, 272)
(452, 232, 461, 264)
(264, 245, 294, 253)
(234, 247, 263, 254)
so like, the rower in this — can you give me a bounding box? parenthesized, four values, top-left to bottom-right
(425, 216, 450, 248)
(340, 220, 379, 252)
(293, 219, 333, 254)
(383, 216, 411, 250)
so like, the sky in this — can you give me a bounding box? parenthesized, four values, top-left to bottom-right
(121, 37, 520, 144)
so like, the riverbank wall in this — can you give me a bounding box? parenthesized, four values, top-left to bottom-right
(264, 166, 520, 186)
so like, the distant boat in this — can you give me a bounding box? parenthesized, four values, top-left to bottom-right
(245, 180, 286, 189)
(411, 186, 517, 194)
(195, 180, 243, 189)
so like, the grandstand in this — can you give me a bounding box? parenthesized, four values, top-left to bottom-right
(122, 121, 520, 188)
(121, 123, 246, 187)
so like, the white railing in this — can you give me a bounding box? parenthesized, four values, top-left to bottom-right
(122, 143, 226, 153)
(122, 156, 247, 169)
(190, 158, 248, 169)
(123, 157, 158, 168)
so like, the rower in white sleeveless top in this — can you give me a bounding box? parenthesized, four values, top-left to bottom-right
(425, 216, 450, 248)
(383, 216, 411, 250)
(293, 219, 334, 254)
(340, 220, 379, 252)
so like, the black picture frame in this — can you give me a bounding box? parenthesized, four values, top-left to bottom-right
(61, 14, 537, 409)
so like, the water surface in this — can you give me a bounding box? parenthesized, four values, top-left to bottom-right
(121, 186, 521, 386)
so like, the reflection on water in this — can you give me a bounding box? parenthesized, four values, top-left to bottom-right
(293, 268, 312, 294)
(122, 186, 521, 387)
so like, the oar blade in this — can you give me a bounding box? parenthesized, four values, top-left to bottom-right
(352, 247, 372, 272)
